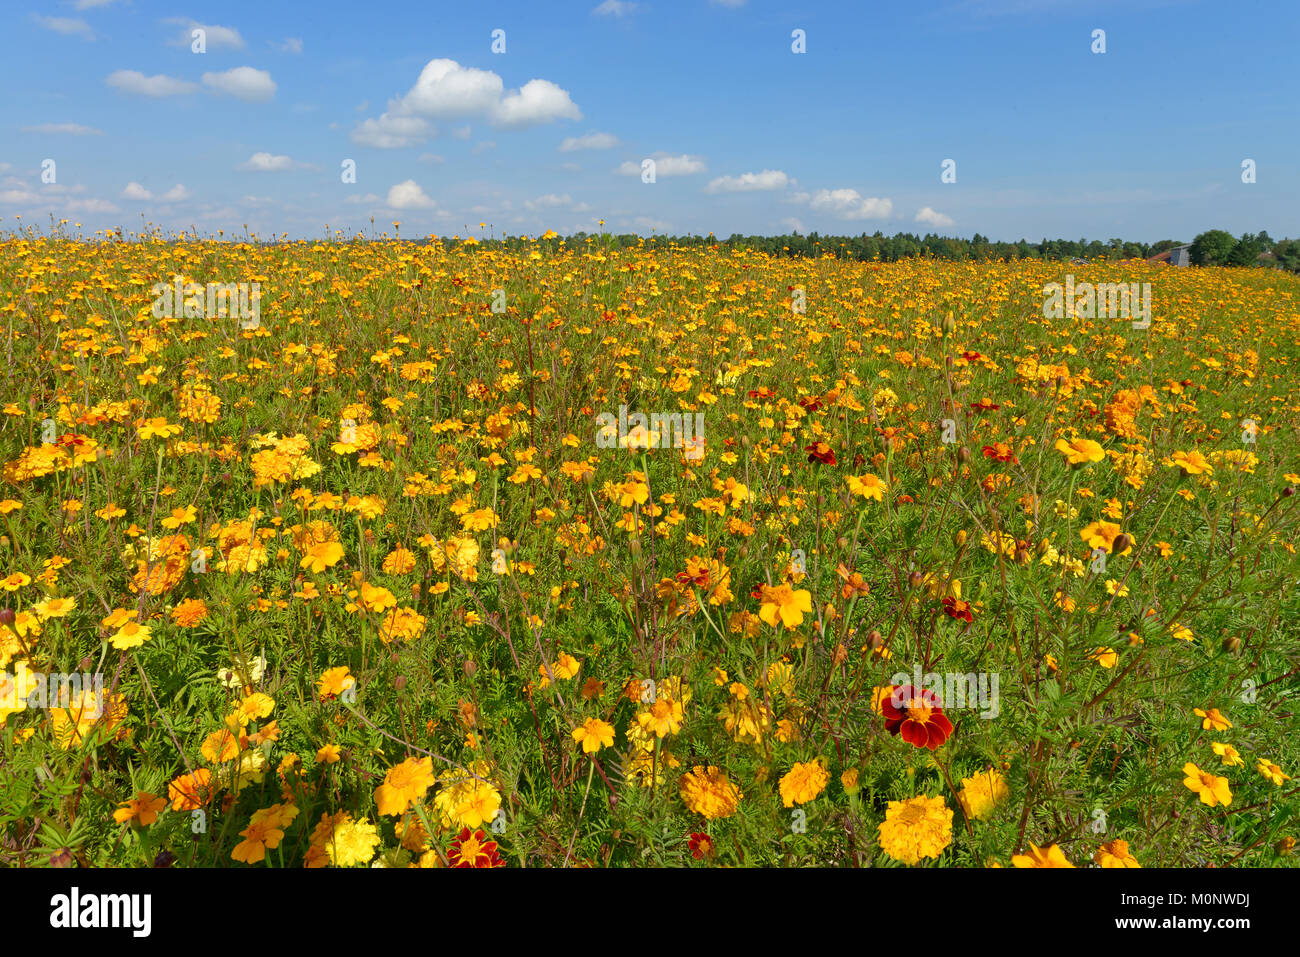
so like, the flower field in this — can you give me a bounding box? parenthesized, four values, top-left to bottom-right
(1, 235, 1298, 868)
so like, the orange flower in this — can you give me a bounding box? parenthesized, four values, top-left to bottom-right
(113, 791, 167, 827)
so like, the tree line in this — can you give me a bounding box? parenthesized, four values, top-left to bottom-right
(473, 229, 1300, 273)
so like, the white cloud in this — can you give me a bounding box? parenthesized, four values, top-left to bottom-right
(711, 0, 748, 6)
(351, 115, 432, 149)
(915, 206, 955, 229)
(34, 16, 94, 40)
(75, 0, 119, 8)
(617, 153, 707, 177)
(21, 123, 103, 136)
(780, 217, 806, 233)
(803, 188, 892, 220)
(386, 180, 437, 210)
(165, 19, 245, 50)
(559, 131, 618, 152)
(593, 0, 639, 16)
(353, 59, 580, 148)
(122, 182, 190, 201)
(418, 153, 444, 165)
(106, 70, 198, 97)
(451, 126, 472, 140)
(344, 193, 383, 205)
(202, 67, 276, 102)
(494, 79, 582, 128)
(706, 169, 789, 193)
(0, 188, 41, 205)
(238, 152, 299, 172)
(278, 37, 303, 54)
(472, 141, 496, 154)
(67, 198, 119, 214)
(524, 193, 573, 210)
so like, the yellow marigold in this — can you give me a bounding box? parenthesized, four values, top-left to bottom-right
(779, 758, 829, 807)
(1183, 762, 1232, 806)
(375, 756, 436, 816)
(679, 765, 742, 820)
(957, 768, 1009, 820)
(1094, 839, 1141, 868)
(1012, 842, 1074, 868)
(434, 761, 502, 830)
(877, 795, 953, 865)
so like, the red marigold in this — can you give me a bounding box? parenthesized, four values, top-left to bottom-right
(687, 832, 714, 860)
(448, 827, 505, 868)
(882, 684, 954, 750)
(942, 596, 974, 623)
(981, 443, 1017, 464)
(805, 442, 837, 465)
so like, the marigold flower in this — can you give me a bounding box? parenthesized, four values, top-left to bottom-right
(779, 758, 830, 807)
(882, 685, 954, 750)
(1094, 839, 1141, 868)
(1012, 843, 1074, 868)
(1182, 763, 1232, 807)
(877, 795, 953, 865)
(679, 765, 742, 820)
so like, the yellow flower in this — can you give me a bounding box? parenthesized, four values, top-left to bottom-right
(1089, 646, 1118, 669)
(877, 795, 953, 865)
(316, 743, 341, 764)
(1256, 759, 1289, 786)
(571, 717, 615, 754)
(374, 756, 436, 816)
(1012, 843, 1074, 868)
(779, 758, 829, 807)
(679, 765, 742, 819)
(109, 620, 152, 650)
(300, 540, 344, 573)
(1194, 707, 1232, 731)
(1094, 839, 1140, 868)
(1182, 763, 1232, 807)
(758, 583, 813, 629)
(637, 697, 684, 738)
(845, 473, 887, 501)
(1055, 437, 1105, 465)
(1211, 742, 1244, 767)
(1169, 450, 1213, 476)
(324, 815, 381, 867)
(113, 791, 167, 827)
(317, 666, 355, 700)
(957, 769, 1009, 820)
(434, 762, 501, 829)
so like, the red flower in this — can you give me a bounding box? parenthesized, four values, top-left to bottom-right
(981, 443, 1018, 464)
(961, 351, 984, 361)
(881, 685, 954, 750)
(748, 388, 776, 400)
(798, 395, 825, 413)
(942, 596, 974, 623)
(448, 828, 505, 868)
(970, 397, 1000, 412)
(805, 442, 837, 465)
(687, 832, 714, 860)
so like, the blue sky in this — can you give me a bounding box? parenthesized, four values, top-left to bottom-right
(2, 0, 1296, 241)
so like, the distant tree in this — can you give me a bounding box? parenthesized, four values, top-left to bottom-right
(1149, 239, 1182, 255)
(1227, 232, 1265, 267)
(1190, 230, 1237, 266)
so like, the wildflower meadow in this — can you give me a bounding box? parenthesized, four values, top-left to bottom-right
(1, 235, 1297, 870)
